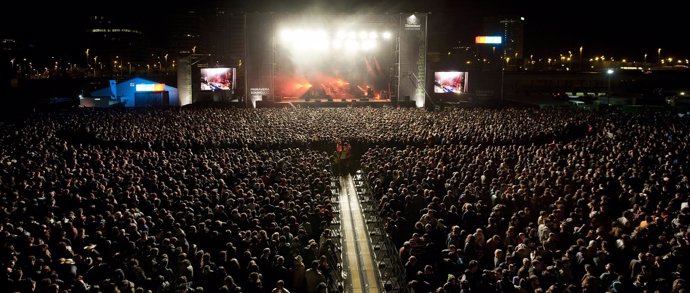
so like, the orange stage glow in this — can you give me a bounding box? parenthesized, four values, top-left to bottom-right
(277, 73, 385, 101)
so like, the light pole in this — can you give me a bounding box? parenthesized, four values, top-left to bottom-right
(606, 68, 614, 105)
(164, 53, 168, 74)
(85, 49, 90, 68)
(579, 46, 583, 70)
(644, 53, 648, 65)
(500, 66, 505, 106)
(93, 56, 98, 76)
(658, 48, 662, 64)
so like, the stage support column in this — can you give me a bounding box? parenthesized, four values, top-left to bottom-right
(398, 13, 428, 108)
(177, 57, 192, 106)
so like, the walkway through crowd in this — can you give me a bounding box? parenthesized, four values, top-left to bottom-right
(339, 174, 382, 293)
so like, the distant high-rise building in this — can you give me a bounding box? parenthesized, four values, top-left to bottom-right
(499, 18, 524, 63)
(1, 38, 16, 55)
(199, 7, 243, 67)
(85, 15, 146, 66)
(168, 11, 201, 57)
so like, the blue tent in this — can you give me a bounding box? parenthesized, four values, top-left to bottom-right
(90, 77, 179, 107)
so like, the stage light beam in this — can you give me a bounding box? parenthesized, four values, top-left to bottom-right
(280, 29, 293, 41)
(362, 40, 377, 51)
(382, 31, 392, 40)
(345, 40, 360, 52)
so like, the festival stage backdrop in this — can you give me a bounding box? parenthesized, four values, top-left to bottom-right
(274, 15, 398, 101)
(244, 13, 427, 105)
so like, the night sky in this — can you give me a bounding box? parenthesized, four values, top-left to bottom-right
(1, 0, 686, 59)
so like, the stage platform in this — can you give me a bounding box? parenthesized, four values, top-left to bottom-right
(257, 98, 418, 108)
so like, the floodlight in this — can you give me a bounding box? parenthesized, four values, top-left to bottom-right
(382, 31, 392, 40)
(315, 30, 328, 40)
(362, 40, 377, 51)
(345, 40, 360, 52)
(280, 29, 292, 41)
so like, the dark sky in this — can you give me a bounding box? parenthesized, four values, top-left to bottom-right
(1, 0, 686, 59)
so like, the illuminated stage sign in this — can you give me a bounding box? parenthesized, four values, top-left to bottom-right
(135, 84, 165, 92)
(250, 88, 270, 96)
(404, 14, 421, 30)
(475, 36, 502, 44)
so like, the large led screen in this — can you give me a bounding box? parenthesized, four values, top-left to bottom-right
(200, 68, 236, 91)
(434, 71, 468, 94)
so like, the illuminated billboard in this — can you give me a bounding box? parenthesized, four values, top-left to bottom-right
(434, 72, 468, 94)
(135, 83, 165, 92)
(200, 68, 236, 91)
(475, 36, 502, 44)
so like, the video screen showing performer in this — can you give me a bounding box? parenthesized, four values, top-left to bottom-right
(200, 68, 236, 91)
(434, 71, 468, 94)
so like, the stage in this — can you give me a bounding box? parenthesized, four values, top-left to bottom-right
(245, 13, 429, 108)
(178, 13, 431, 108)
(256, 97, 417, 108)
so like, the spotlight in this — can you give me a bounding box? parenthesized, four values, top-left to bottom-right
(315, 29, 328, 40)
(280, 29, 292, 41)
(382, 31, 392, 40)
(347, 31, 356, 39)
(359, 31, 368, 39)
(316, 40, 330, 51)
(345, 40, 359, 52)
(362, 40, 377, 51)
(369, 31, 378, 39)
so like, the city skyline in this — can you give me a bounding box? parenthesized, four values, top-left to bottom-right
(1, 0, 686, 60)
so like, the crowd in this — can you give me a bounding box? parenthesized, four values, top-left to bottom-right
(1, 106, 688, 293)
(1, 110, 338, 293)
(47, 107, 591, 151)
(362, 110, 690, 292)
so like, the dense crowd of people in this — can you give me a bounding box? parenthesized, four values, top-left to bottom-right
(49, 108, 591, 150)
(1, 106, 688, 293)
(363, 110, 690, 292)
(1, 110, 339, 293)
